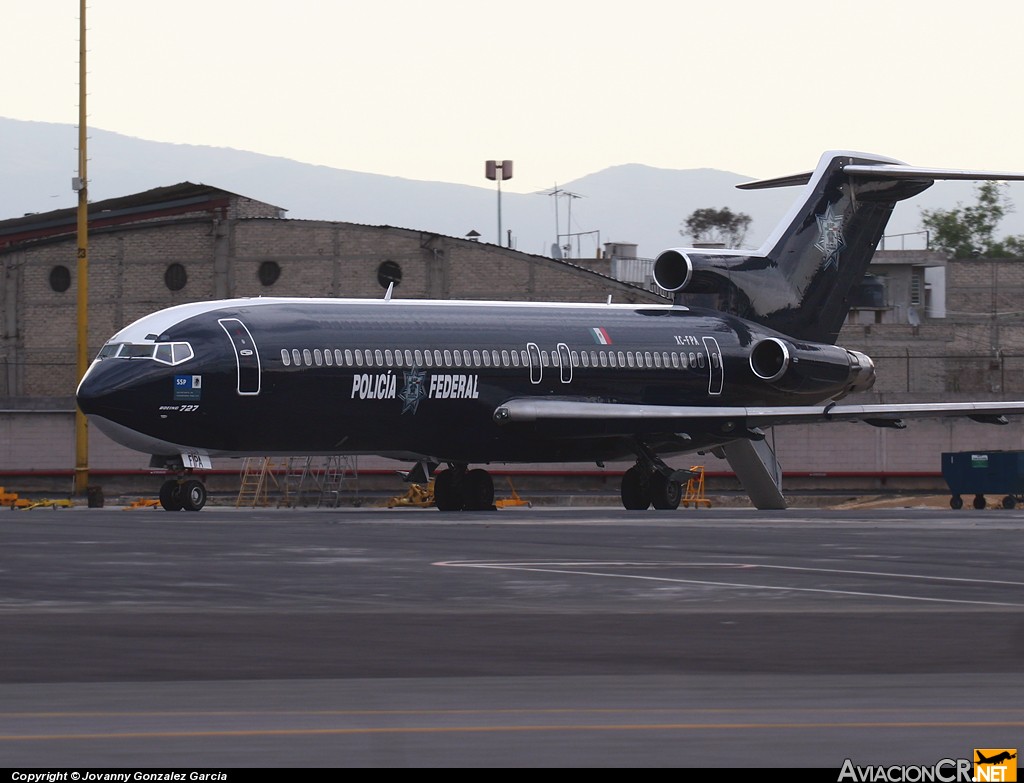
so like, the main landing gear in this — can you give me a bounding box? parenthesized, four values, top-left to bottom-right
(433, 464, 495, 511)
(620, 445, 685, 511)
(158, 474, 208, 512)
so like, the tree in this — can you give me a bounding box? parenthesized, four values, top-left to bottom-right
(921, 182, 1024, 258)
(681, 207, 752, 248)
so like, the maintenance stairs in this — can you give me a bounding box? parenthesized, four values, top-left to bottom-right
(235, 456, 359, 507)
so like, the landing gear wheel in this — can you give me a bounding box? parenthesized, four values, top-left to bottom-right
(181, 479, 207, 512)
(950, 495, 963, 510)
(1003, 495, 1017, 510)
(434, 470, 463, 511)
(463, 469, 495, 511)
(621, 466, 651, 510)
(650, 471, 682, 511)
(973, 494, 987, 510)
(159, 480, 183, 512)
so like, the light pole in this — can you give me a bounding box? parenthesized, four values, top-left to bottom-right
(485, 160, 513, 246)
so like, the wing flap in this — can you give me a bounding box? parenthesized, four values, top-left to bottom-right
(493, 398, 1024, 428)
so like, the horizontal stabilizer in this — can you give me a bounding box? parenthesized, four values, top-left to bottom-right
(739, 160, 1024, 190)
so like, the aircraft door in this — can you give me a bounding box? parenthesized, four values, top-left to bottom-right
(218, 318, 261, 395)
(526, 342, 542, 384)
(557, 343, 572, 384)
(702, 336, 723, 396)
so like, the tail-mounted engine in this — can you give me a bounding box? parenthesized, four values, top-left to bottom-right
(748, 336, 875, 397)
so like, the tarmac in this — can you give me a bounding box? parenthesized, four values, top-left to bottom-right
(1, 504, 1022, 767)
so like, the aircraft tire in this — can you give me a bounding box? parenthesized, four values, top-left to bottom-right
(434, 470, 462, 512)
(650, 472, 682, 511)
(463, 469, 495, 511)
(159, 480, 184, 512)
(181, 479, 207, 512)
(973, 494, 987, 510)
(950, 495, 963, 510)
(1003, 495, 1017, 510)
(621, 466, 651, 510)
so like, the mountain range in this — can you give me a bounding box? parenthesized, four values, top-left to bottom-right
(5, 117, 1022, 259)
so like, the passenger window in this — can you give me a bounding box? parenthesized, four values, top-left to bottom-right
(463, 350, 471, 366)
(689, 352, 697, 368)
(293, 349, 302, 366)
(541, 352, 549, 367)
(454, 351, 462, 367)
(303, 348, 313, 366)
(393, 350, 403, 367)
(653, 352, 662, 368)
(581, 352, 590, 368)
(443, 349, 452, 366)
(354, 351, 363, 367)
(626, 352, 635, 368)
(314, 349, 323, 366)
(501, 350, 509, 366)
(491, 350, 500, 366)
(324, 349, 333, 366)
(335, 349, 344, 366)
(414, 350, 423, 365)
(374, 349, 383, 366)
(385, 349, 393, 366)
(511, 351, 520, 367)
(608, 352, 617, 368)
(364, 349, 373, 366)
(671, 353, 680, 369)
(472, 350, 481, 366)
(424, 351, 434, 367)
(697, 352, 705, 368)
(433, 350, 441, 365)
(281, 349, 291, 366)
(644, 352, 652, 367)
(483, 351, 491, 367)
(571, 351, 579, 367)
(405, 349, 413, 366)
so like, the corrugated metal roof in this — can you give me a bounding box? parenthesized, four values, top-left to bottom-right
(0, 183, 283, 246)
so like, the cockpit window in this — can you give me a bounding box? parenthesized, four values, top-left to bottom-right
(121, 344, 157, 359)
(96, 341, 195, 366)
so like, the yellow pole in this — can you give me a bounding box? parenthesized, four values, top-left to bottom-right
(74, 0, 89, 495)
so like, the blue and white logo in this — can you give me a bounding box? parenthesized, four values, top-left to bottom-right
(174, 374, 202, 401)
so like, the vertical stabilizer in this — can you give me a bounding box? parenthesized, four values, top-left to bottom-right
(654, 151, 1024, 344)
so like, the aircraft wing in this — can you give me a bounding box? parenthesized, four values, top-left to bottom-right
(493, 398, 1024, 430)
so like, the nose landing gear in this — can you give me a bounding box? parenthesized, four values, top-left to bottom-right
(159, 476, 208, 511)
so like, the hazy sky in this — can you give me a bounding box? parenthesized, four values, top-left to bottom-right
(7, 1, 1024, 192)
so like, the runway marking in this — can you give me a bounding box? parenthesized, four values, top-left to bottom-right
(4, 720, 1024, 742)
(433, 561, 1024, 607)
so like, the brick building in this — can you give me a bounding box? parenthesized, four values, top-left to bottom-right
(0, 183, 662, 482)
(3, 182, 1024, 498)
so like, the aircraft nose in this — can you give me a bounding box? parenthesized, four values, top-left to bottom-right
(76, 361, 140, 417)
(76, 367, 108, 415)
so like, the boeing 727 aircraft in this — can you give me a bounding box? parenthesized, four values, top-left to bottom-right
(76, 151, 1024, 511)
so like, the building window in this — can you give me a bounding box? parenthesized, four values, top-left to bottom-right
(49, 265, 71, 293)
(377, 260, 402, 289)
(258, 261, 281, 286)
(164, 263, 188, 291)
